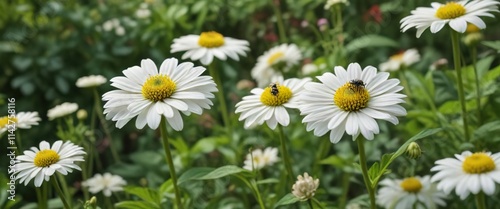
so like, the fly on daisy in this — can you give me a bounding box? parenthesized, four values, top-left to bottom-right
(299, 63, 407, 143)
(235, 78, 311, 130)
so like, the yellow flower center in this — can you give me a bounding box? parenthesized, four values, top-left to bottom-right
(268, 52, 284, 65)
(462, 153, 496, 174)
(466, 24, 480, 33)
(390, 52, 404, 61)
(400, 177, 423, 193)
(0, 116, 17, 128)
(34, 150, 60, 167)
(435, 2, 466, 19)
(333, 81, 370, 112)
(198, 31, 225, 48)
(141, 75, 176, 102)
(260, 83, 293, 106)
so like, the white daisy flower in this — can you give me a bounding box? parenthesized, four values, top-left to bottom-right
(47, 102, 79, 121)
(301, 63, 319, 76)
(76, 75, 107, 88)
(379, 49, 420, 72)
(170, 31, 249, 65)
(251, 44, 302, 87)
(292, 172, 320, 201)
(377, 176, 447, 209)
(299, 63, 407, 143)
(82, 173, 127, 197)
(102, 58, 217, 131)
(400, 0, 500, 38)
(15, 140, 86, 187)
(235, 78, 311, 129)
(243, 147, 279, 171)
(431, 151, 500, 200)
(0, 111, 41, 135)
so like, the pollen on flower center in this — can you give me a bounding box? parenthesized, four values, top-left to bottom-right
(435, 2, 466, 19)
(462, 153, 496, 174)
(334, 81, 370, 112)
(198, 31, 225, 48)
(141, 75, 176, 102)
(268, 52, 284, 65)
(34, 150, 60, 167)
(400, 177, 423, 193)
(0, 116, 16, 128)
(260, 84, 292, 106)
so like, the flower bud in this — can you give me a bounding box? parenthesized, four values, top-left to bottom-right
(83, 196, 97, 209)
(77, 109, 88, 120)
(463, 32, 483, 47)
(292, 172, 319, 201)
(405, 142, 422, 159)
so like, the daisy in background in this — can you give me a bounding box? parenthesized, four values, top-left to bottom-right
(243, 147, 279, 171)
(170, 31, 249, 65)
(82, 173, 127, 197)
(0, 111, 41, 135)
(76, 75, 107, 88)
(15, 140, 86, 187)
(102, 58, 217, 131)
(400, 0, 500, 38)
(377, 175, 447, 209)
(235, 78, 311, 129)
(431, 151, 500, 200)
(47, 102, 79, 121)
(299, 63, 406, 143)
(379, 49, 420, 72)
(251, 44, 302, 87)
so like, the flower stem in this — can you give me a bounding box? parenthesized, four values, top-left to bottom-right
(105, 195, 114, 209)
(307, 199, 315, 209)
(356, 136, 376, 209)
(57, 173, 72, 208)
(208, 62, 232, 138)
(470, 46, 482, 124)
(36, 184, 48, 209)
(93, 88, 121, 163)
(278, 125, 294, 182)
(159, 117, 183, 209)
(271, 0, 288, 43)
(338, 171, 351, 209)
(450, 31, 470, 142)
(52, 176, 71, 209)
(475, 192, 486, 209)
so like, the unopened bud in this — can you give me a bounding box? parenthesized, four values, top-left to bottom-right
(83, 196, 97, 209)
(77, 109, 88, 120)
(406, 142, 422, 159)
(463, 32, 483, 47)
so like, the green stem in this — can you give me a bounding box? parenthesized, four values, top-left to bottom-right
(56, 173, 72, 208)
(475, 192, 486, 209)
(399, 68, 413, 104)
(105, 195, 114, 209)
(235, 175, 266, 209)
(271, 0, 288, 43)
(307, 199, 315, 209)
(450, 31, 470, 142)
(470, 46, 482, 124)
(159, 117, 183, 209)
(15, 131, 22, 150)
(338, 171, 351, 209)
(52, 176, 71, 209)
(36, 184, 48, 209)
(356, 137, 376, 209)
(93, 88, 121, 163)
(208, 62, 232, 138)
(278, 125, 294, 182)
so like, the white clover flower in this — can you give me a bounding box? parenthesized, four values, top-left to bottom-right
(400, 0, 500, 38)
(377, 176, 447, 209)
(431, 151, 500, 200)
(82, 173, 127, 197)
(243, 147, 279, 171)
(292, 172, 319, 201)
(102, 58, 217, 130)
(15, 140, 86, 187)
(47, 102, 79, 120)
(171, 31, 249, 65)
(251, 44, 302, 87)
(324, 0, 349, 10)
(76, 75, 107, 88)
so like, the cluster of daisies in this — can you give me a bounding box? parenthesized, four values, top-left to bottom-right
(6, 0, 500, 207)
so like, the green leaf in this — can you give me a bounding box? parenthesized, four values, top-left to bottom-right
(318, 155, 346, 167)
(197, 165, 249, 180)
(123, 186, 160, 206)
(177, 167, 215, 185)
(369, 128, 441, 187)
(473, 121, 500, 142)
(274, 193, 300, 208)
(257, 178, 280, 185)
(191, 136, 229, 154)
(482, 41, 500, 53)
(55, 76, 69, 94)
(115, 201, 160, 209)
(129, 151, 163, 167)
(345, 35, 398, 53)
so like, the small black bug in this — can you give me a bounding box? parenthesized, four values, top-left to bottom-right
(349, 79, 365, 87)
(270, 83, 279, 95)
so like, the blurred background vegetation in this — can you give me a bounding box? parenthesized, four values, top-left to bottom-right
(1, 0, 500, 208)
